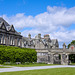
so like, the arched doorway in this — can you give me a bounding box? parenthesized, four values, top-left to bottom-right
(53, 54, 61, 64)
(69, 54, 75, 64)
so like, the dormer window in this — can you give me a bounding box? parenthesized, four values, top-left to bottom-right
(1, 22, 6, 30)
(9, 25, 15, 32)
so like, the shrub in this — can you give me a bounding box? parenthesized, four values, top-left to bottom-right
(0, 45, 37, 64)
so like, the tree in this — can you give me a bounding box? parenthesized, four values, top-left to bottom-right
(68, 40, 75, 63)
(68, 40, 75, 48)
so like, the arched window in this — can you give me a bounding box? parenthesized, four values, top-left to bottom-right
(13, 37, 14, 45)
(17, 38, 20, 46)
(3, 35, 5, 44)
(12, 37, 14, 45)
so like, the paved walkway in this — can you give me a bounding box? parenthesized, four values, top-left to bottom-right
(0, 65, 75, 73)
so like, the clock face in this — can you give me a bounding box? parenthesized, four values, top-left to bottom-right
(71, 46, 74, 50)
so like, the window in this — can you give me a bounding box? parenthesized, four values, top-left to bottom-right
(0, 35, 2, 44)
(3, 35, 5, 44)
(37, 52, 48, 56)
(17, 38, 20, 46)
(12, 37, 14, 45)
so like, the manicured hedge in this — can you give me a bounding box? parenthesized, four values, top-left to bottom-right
(0, 45, 37, 64)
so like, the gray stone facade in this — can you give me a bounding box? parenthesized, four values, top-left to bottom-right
(22, 30, 75, 65)
(22, 33, 60, 64)
(0, 17, 22, 47)
(0, 17, 75, 65)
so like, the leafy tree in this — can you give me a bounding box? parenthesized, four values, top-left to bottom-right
(68, 40, 75, 48)
(68, 40, 75, 63)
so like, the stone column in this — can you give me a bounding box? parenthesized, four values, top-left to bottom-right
(61, 54, 66, 65)
(3, 35, 5, 44)
(1, 35, 3, 44)
(48, 53, 54, 64)
(48, 54, 50, 63)
(19, 39, 20, 46)
(12, 37, 14, 45)
(2, 35, 5, 44)
(5, 35, 7, 45)
(20, 39, 22, 47)
(11, 36, 13, 45)
(50, 54, 54, 64)
(7, 36, 9, 45)
(13, 38, 14, 45)
(9, 36, 10, 45)
(61, 53, 69, 65)
(66, 54, 69, 65)
(14, 37, 16, 46)
(15, 37, 18, 46)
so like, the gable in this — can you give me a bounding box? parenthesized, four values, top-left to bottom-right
(1, 22, 6, 30)
(2, 24, 6, 29)
(0, 18, 10, 26)
(9, 25, 15, 32)
(11, 26, 15, 31)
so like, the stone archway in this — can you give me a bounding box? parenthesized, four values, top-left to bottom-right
(69, 54, 75, 64)
(53, 54, 61, 64)
(61, 53, 69, 65)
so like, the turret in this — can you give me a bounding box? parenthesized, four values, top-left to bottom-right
(63, 43, 66, 49)
(38, 33, 41, 39)
(28, 33, 31, 39)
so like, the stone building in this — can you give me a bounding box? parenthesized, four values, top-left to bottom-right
(0, 17, 22, 47)
(1, 17, 75, 65)
(22, 33, 59, 49)
(22, 29, 75, 65)
(22, 33, 60, 64)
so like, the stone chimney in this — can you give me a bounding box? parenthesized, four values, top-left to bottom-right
(38, 33, 41, 39)
(44, 34, 49, 39)
(19, 32, 21, 34)
(28, 33, 31, 39)
(63, 43, 66, 49)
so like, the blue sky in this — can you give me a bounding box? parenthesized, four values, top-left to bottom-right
(0, 0, 75, 48)
(0, 0, 75, 16)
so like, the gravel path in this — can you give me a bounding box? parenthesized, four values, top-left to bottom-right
(0, 65, 75, 73)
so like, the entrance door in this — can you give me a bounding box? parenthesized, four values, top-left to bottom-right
(53, 54, 61, 64)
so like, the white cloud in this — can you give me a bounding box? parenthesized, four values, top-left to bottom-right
(50, 30, 75, 48)
(21, 29, 41, 38)
(50, 30, 75, 42)
(2, 6, 75, 47)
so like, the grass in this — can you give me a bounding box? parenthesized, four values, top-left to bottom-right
(0, 66, 10, 68)
(69, 63, 75, 65)
(0, 68, 75, 75)
(3, 63, 57, 67)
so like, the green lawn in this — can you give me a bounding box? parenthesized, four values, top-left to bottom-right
(3, 63, 57, 67)
(0, 66, 10, 68)
(0, 68, 75, 75)
(70, 63, 75, 65)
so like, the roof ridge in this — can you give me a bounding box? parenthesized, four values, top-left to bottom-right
(0, 17, 10, 26)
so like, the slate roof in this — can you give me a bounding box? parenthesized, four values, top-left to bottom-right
(51, 39, 58, 44)
(0, 17, 22, 36)
(0, 17, 10, 26)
